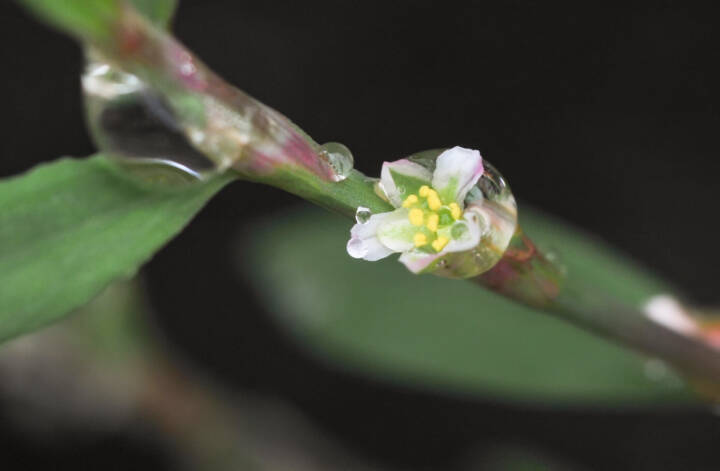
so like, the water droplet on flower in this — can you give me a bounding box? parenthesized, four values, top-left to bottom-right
(451, 222, 468, 240)
(355, 206, 372, 224)
(82, 60, 215, 184)
(318, 142, 354, 182)
(404, 148, 518, 278)
(437, 259, 448, 268)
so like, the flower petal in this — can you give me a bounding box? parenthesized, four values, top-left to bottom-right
(347, 236, 394, 261)
(398, 251, 441, 274)
(431, 146, 484, 205)
(347, 211, 397, 261)
(380, 159, 433, 207)
(375, 208, 418, 252)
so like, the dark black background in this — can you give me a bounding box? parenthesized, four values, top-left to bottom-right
(2, 1, 720, 469)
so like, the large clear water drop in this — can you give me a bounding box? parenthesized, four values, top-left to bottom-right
(405, 148, 518, 278)
(82, 61, 216, 184)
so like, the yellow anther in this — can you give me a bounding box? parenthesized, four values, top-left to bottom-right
(427, 190, 442, 211)
(408, 208, 424, 226)
(432, 236, 449, 252)
(449, 202, 462, 220)
(402, 194, 418, 208)
(413, 232, 428, 247)
(419, 185, 430, 197)
(426, 213, 439, 232)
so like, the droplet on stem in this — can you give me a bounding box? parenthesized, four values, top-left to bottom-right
(318, 142, 354, 182)
(82, 61, 215, 184)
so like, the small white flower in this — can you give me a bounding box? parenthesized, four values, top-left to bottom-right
(347, 146, 486, 274)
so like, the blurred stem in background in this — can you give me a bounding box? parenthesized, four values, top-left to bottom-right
(15, 0, 720, 394)
(0, 280, 388, 471)
(0, 279, 585, 470)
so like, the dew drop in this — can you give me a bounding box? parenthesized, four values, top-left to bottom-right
(404, 148, 518, 278)
(355, 206, 372, 224)
(450, 222, 468, 240)
(318, 142, 354, 182)
(437, 259, 448, 268)
(82, 60, 215, 184)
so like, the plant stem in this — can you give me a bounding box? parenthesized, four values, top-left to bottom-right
(39, 1, 720, 390)
(272, 165, 720, 386)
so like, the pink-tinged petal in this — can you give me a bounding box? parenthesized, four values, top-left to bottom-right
(432, 147, 483, 205)
(380, 159, 433, 207)
(347, 211, 397, 261)
(398, 251, 442, 274)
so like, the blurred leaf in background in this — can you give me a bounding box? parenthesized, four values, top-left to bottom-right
(244, 207, 696, 406)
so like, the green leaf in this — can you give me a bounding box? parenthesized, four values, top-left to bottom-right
(18, 0, 121, 40)
(0, 155, 231, 343)
(17, 0, 177, 41)
(245, 207, 697, 406)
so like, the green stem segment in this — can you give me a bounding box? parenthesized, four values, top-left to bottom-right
(476, 230, 720, 385)
(274, 164, 720, 385)
(22, 0, 720, 390)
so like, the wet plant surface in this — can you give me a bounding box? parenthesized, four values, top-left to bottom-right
(3, 1, 720, 470)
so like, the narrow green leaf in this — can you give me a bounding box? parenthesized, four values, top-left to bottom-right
(18, 0, 120, 40)
(245, 207, 696, 406)
(0, 155, 232, 343)
(17, 0, 178, 41)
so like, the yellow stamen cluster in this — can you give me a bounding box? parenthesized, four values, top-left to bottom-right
(402, 184, 463, 252)
(449, 202, 462, 220)
(432, 236, 449, 252)
(408, 208, 424, 226)
(426, 213, 439, 232)
(401, 194, 418, 207)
